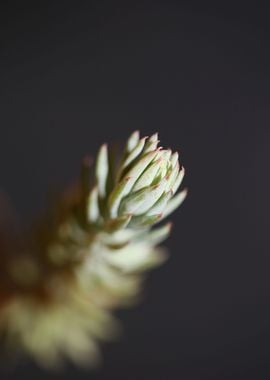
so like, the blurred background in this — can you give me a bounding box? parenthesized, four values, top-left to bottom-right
(0, 1, 270, 379)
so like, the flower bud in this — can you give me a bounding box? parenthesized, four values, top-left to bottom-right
(89, 131, 186, 229)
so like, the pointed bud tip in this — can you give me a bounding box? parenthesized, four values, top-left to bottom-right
(181, 188, 188, 197)
(148, 132, 159, 142)
(131, 130, 140, 138)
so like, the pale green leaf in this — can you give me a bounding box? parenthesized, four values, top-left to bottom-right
(119, 187, 149, 215)
(143, 133, 159, 153)
(108, 177, 133, 218)
(165, 161, 180, 191)
(171, 151, 179, 167)
(132, 160, 161, 191)
(124, 150, 158, 192)
(95, 144, 109, 198)
(147, 191, 172, 216)
(105, 214, 132, 231)
(148, 133, 158, 143)
(172, 166, 185, 194)
(126, 130, 140, 152)
(87, 187, 99, 222)
(134, 177, 168, 215)
(129, 213, 163, 227)
(121, 137, 147, 171)
(160, 188, 187, 220)
(144, 222, 172, 244)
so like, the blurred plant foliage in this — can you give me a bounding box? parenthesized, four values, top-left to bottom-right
(0, 131, 187, 368)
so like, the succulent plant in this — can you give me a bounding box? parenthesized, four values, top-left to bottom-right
(0, 131, 187, 368)
(90, 131, 186, 228)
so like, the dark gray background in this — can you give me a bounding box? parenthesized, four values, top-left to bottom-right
(0, 1, 270, 379)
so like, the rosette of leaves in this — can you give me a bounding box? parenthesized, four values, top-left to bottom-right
(0, 131, 187, 368)
(89, 130, 186, 229)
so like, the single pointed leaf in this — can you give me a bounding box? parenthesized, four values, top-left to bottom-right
(134, 177, 168, 215)
(87, 187, 99, 222)
(165, 161, 180, 191)
(143, 133, 159, 153)
(147, 191, 172, 216)
(125, 150, 158, 191)
(119, 187, 149, 215)
(148, 132, 158, 143)
(154, 150, 170, 178)
(145, 222, 172, 244)
(171, 151, 179, 168)
(160, 188, 187, 220)
(108, 176, 133, 218)
(105, 214, 132, 231)
(130, 213, 163, 227)
(126, 130, 140, 152)
(162, 149, 172, 161)
(95, 144, 109, 198)
(132, 160, 161, 191)
(106, 243, 166, 273)
(121, 137, 147, 171)
(172, 166, 185, 194)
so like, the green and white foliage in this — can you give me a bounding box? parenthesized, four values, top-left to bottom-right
(0, 131, 187, 368)
(89, 130, 186, 228)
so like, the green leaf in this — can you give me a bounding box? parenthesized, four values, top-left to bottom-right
(144, 222, 172, 244)
(119, 187, 149, 215)
(143, 133, 159, 153)
(123, 150, 158, 193)
(148, 133, 158, 143)
(95, 144, 109, 198)
(162, 149, 172, 161)
(147, 191, 172, 216)
(165, 161, 180, 191)
(87, 187, 99, 222)
(160, 188, 187, 220)
(130, 213, 163, 227)
(154, 150, 170, 178)
(107, 244, 166, 273)
(105, 214, 132, 231)
(172, 167, 185, 194)
(108, 176, 134, 218)
(134, 178, 168, 215)
(126, 130, 140, 152)
(132, 160, 161, 191)
(121, 137, 147, 171)
(171, 151, 179, 168)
